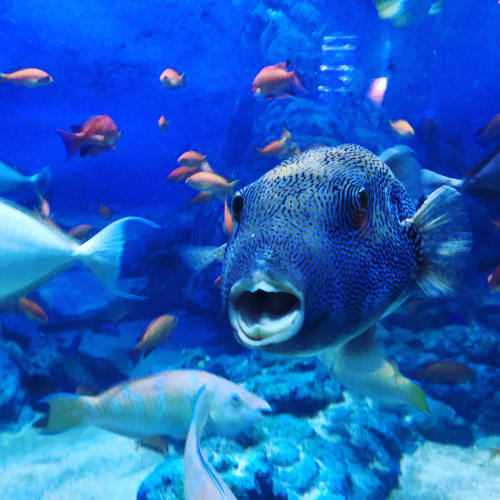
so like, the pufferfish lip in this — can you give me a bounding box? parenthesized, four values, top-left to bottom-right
(229, 273, 304, 346)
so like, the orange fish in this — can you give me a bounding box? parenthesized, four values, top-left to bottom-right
(476, 113, 500, 146)
(0, 68, 53, 87)
(390, 119, 415, 137)
(18, 297, 48, 323)
(186, 172, 238, 197)
(177, 150, 207, 167)
(127, 314, 178, 365)
(56, 115, 122, 160)
(98, 203, 111, 219)
(67, 223, 95, 241)
(167, 166, 199, 182)
(257, 125, 292, 158)
(160, 68, 185, 88)
(158, 115, 169, 133)
(367, 77, 388, 107)
(223, 199, 234, 237)
(188, 192, 214, 204)
(213, 275, 222, 288)
(136, 435, 169, 456)
(252, 61, 305, 99)
(411, 361, 475, 384)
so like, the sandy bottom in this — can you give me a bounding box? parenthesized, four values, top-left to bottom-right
(390, 438, 500, 500)
(0, 423, 163, 500)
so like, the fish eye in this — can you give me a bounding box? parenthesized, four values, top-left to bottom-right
(230, 393, 242, 405)
(357, 188, 369, 211)
(231, 192, 243, 220)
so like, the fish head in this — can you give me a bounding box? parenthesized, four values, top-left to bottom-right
(208, 381, 271, 437)
(222, 145, 417, 356)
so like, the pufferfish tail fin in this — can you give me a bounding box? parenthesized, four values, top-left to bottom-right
(406, 185, 472, 297)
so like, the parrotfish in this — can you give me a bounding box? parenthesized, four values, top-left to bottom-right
(220, 144, 471, 407)
(127, 314, 178, 365)
(0, 160, 51, 195)
(252, 61, 305, 100)
(0, 68, 53, 87)
(160, 68, 186, 88)
(0, 199, 158, 304)
(35, 370, 271, 442)
(184, 385, 237, 500)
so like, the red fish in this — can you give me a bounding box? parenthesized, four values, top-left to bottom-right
(167, 166, 199, 182)
(18, 297, 48, 323)
(411, 361, 475, 384)
(160, 68, 185, 88)
(177, 150, 207, 167)
(56, 115, 122, 160)
(0, 68, 53, 87)
(252, 61, 305, 99)
(67, 224, 95, 241)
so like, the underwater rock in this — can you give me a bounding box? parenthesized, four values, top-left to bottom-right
(136, 455, 184, 500)
(0, 341, 26, 426)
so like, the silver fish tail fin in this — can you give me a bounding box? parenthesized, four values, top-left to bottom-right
(74, 216, 160, 299)
(29, 166, 51, 193)
(33, 393, 92, 433)
(406, 186, 472, 296)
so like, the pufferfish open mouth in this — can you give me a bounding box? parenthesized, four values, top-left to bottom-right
(229, 274, 304, 346)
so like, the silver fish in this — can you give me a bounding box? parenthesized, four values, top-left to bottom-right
(222, 144, 472, 356)
(0, 159, 51, 194)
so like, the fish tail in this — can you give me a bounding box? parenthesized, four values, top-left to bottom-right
(29, 166, 52, 193)
(407, 185, 472, 296)
(74, 217, 160, 299)
(180, 72, 186, 85)
(33, 393, 92, 433)
(292, 71, 306, 92)
(228, 180, 239, 193)
(0, 73, 6, 83)
(405, 381, 430, 415)
(55, 129, 83, 160)
(462, 145, 500, 196)
(126, 346, 142, 366)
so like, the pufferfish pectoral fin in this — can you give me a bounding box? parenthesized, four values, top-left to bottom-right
(405, 185, 473, 297)
(320, 325, 430, 414)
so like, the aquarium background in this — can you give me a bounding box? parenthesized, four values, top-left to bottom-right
(1, 0, 500, 498)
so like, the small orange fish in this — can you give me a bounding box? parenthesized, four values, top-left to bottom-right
(158, 115, 169, 133)
(136, 435, 169, 456)
(223, 199, 234, 237)
(257, 125, 292, 158)
(99, 203, 111, 219)
(367, 77, 388, 107)
(188, 192, 214, 204)
(186, 172, 238, 197)
(213, 275, 222, 288)
(18, 297, 48, 323)
(252, 61, 305, 99)
(0, 68, 53, 87)
(411, 361, 475, 384)
(67, 223, 95, 240)
(476, 113, 500, 146)
(390, 119, 415, 137)
(56, 115, 122, 160)
(177, 150, 207, 167)
(127, 314, 178, 365)
(167, 166, 199, 182)
(488, 264, 500, 291)
(160, 68, 185, 88)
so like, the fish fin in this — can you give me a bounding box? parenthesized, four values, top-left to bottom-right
(228, 180, 238, 194)
(180, 73, 186, 84)
(55, 129, 82, 160)
(407, 186, 472, 297)
(29, 166, 51, 193)
(292, 71, 306, 93)
(179, 243, 227, 273)
(74, 217, 160, 298)
(406, 381, 431, 415)
(33, 393, 91, 433)
(379, 145, 423, 203)
(461, 146, 500, 197)
(70, 124, 83, 132)
(79, 145, 94, 157)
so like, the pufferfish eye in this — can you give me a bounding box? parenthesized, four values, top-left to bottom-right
(357, 188, 369, 211)
(230, 393, 242, 405)
(231, 192, 243, 221)
(347, 186, 369, 230)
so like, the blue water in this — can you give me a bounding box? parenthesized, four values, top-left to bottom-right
(1, 1, 500, 499)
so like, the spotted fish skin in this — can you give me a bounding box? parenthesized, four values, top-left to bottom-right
(222, 144, 420, 355)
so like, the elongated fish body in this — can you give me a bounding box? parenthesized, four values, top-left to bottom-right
(222, 145, 471, 356)
(0, 160, 51, 194)
(0, 200, 157, 303)
(184, 385, 237, 500)
(36, 370, 271, 441)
